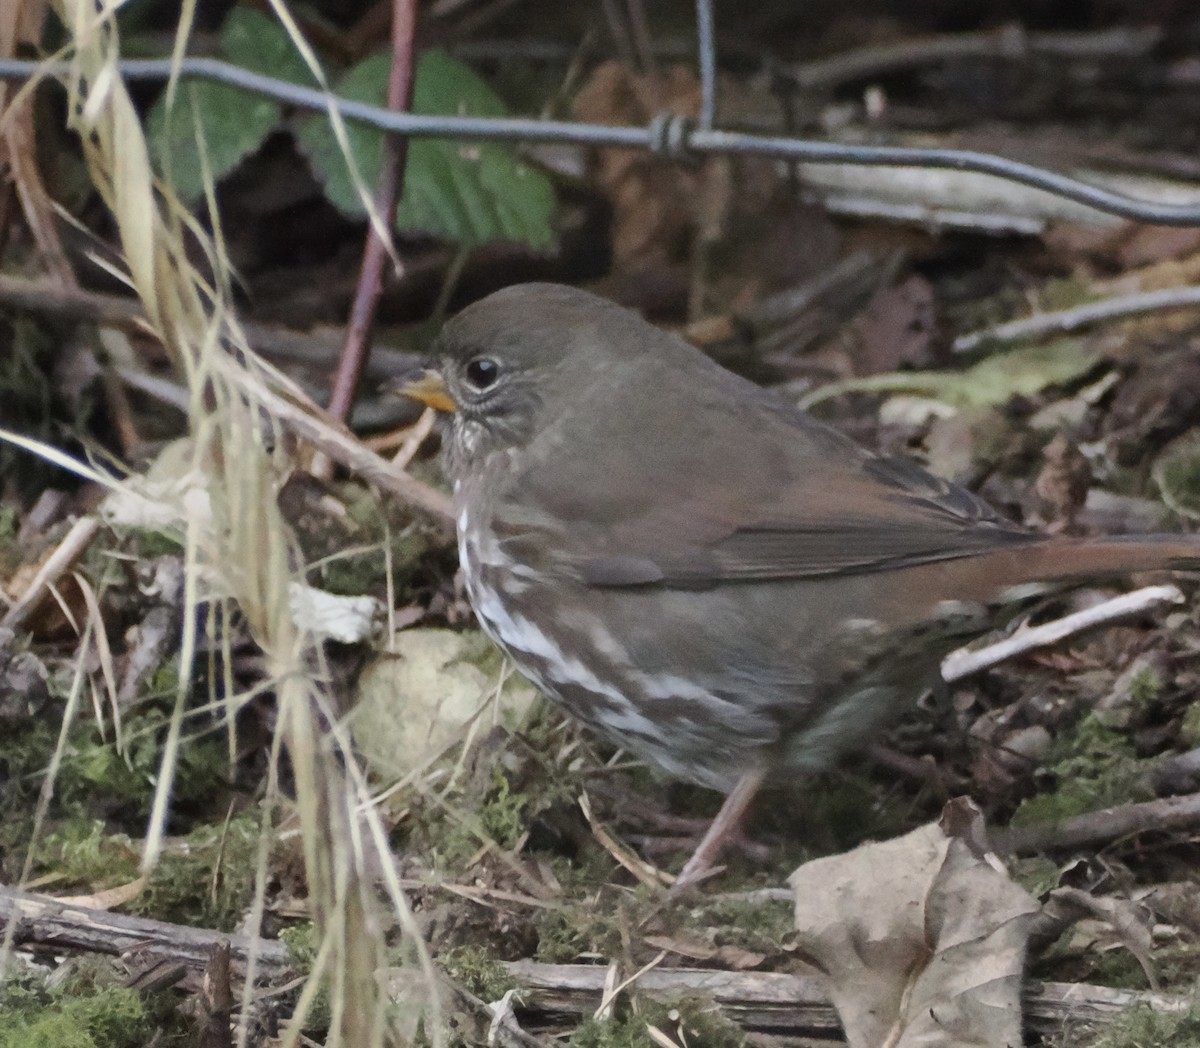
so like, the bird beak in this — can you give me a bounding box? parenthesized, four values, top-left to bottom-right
(395, 369, 456, 414)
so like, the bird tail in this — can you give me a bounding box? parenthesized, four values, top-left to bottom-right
(913, 532, 1200, 610)
(1036, 533, 1200, 581)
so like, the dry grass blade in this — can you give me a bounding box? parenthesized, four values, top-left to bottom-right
(29, 3, 443, 1045)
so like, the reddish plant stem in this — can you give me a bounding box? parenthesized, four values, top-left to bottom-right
(326, 0, 419, 428)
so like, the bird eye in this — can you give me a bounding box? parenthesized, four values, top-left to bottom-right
(464, 357, 500, 391)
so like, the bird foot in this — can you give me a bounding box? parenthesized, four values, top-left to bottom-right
(668, 770, 767, 895)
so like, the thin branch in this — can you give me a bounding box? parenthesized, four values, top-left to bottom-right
(993, 789, 1200, 855)
(499, 959, 1191, 1038)
(998, 787, 1200, 854)
(215, 355, 454, 529)
(325, 0, 419, 429)
(0, 886, 292, 989)
(788, 25, 1162, 90)
(0, 274, 422, 381)
(0, 515, 102, 631)
(953, 286, 1200, 354)
(940, 585, 1185, 684)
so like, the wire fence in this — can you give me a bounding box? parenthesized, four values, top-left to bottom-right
(3, 0, 1200, 226)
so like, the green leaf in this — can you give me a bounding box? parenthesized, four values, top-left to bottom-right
(148, 81, 280, 203)
(297, 50, 556, 248)
(220, 8, 314, 83)
(147, 9, 312, 203)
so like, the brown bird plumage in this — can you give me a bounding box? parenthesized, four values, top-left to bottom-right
(404, 282, 1199, 885)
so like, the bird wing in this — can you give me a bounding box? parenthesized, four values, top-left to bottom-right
(494, 372, 1040, 590)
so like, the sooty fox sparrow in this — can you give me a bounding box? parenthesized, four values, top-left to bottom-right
(401, 283, 1200, 887)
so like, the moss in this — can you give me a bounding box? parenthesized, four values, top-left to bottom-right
(441, 945, 517, 1001)
(568, 1012, 656, 1048)
(35, 819, 140, 886)
(303, 488, 433, 600)
(1039, 276, 1095, 312)
(427, 760, 549, 869)
(1180, 701, 1200, 749)
(547, 846, 623, 893)
(694, 895, 795, 944)
(0, 961, 176, 1048)
(0, 501, 18, 572)
(1155, 942, 1200, 991)
(533, 903, 623, 964)
(53, 730, 159, 817)
(1011, 716, 1152, 828)
(278, 923, 332, 1037)
(0, 687, 233, 835)
(568, 999, 745, 1048)
(1127, 664, 1164, 709)
(126, 527, 185, 560)
(647, 999, 747, 1048)
(1081, 947, 1154, 991)
(20, 805, 261, 926)
(477, 766, 532, 848)
(1091, 996, 1200, 1047)
(0, 718, 58, 808)
(128, 809, 263, 929)
(281, 920, 320, 968)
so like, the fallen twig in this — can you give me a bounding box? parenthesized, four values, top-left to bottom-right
(787, 25, 1162, 90)
(992, 789, 1200, 855)
(0, 274, 421, 382)
(220, 354, 454, 530)
(940, 584, 1185, 683)
(0, 886, 292, 991)
(953, 285, 1200, 354)
(502, 959, 1190, 1040)
(0, 515, 102, 631)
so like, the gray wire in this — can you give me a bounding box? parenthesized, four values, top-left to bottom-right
(4, 55, 1200, 226)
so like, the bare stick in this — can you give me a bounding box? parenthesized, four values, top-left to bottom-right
(788, 25, 1161, 90)
(500, 959, 1190, 1038)
(238, 372, 451, 528)
(324, 0, 418, 430)
(953, 286, 1200, 354)
(0, 886, 291, 989)
(0, 515, 102, 631)
(0, 274, 421, 380)
(940, 584, 1184, 684)
(993, 789, 1200, 856)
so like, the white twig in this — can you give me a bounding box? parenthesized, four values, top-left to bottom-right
(941, 584, 1185, 683)
(0, 516, 102, 631)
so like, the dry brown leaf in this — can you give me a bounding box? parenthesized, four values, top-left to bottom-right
(1116, 225, 1200, 269)
(573, 61, 703, 273)
(850, 274, 938, 376)
(1042, 221, 1200, 271)
(56, 874, 148, 910)
(1033, 433, 1092, 533)
(573, 61, 831, 308)
(788, 798, 1038, 1048)
(1035, 886, 1158, 989)
(0, 1, 73, 284)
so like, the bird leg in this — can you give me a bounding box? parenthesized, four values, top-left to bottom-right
(670, 769, 766, 892)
